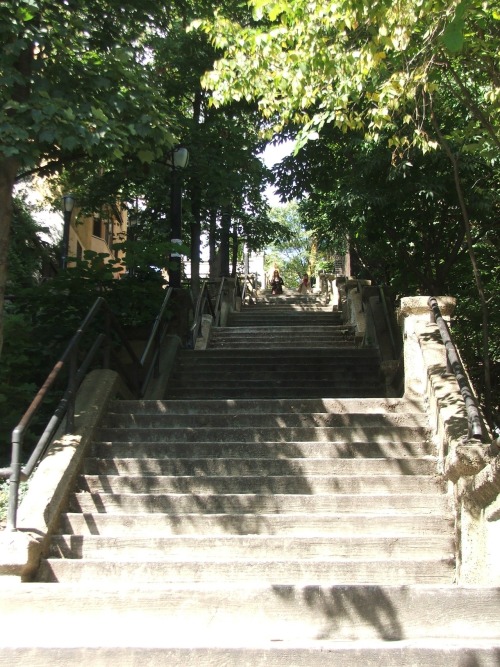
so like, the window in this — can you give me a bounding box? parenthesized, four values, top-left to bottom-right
(93, 216, 101, 238)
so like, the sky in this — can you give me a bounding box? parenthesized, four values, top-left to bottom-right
(260, 140, 294, 206)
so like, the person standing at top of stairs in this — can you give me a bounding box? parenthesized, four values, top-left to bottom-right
(297, 273, 310, 294)
(269, 269, 284, 295)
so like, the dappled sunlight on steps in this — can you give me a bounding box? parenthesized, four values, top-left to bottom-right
(2, 291, 498, 664)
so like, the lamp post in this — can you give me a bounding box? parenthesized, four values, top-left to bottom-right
(126, 197, 139, 278)
(168, 146, 189, 288)
(61, 194, 75, 270)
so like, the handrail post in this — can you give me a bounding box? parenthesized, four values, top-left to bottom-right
(6, 428, 23, 531)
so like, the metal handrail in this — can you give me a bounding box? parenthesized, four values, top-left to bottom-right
(139, 288, 175, 395)
(213, 277, 227, 326)
(428, 296, 484, 441)
(240, 274, 247, 304)
(1, 288, 174, 531)
(189, 280, 217, 347)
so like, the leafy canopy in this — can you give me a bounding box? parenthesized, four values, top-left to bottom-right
(1, 0, 177, 170)
(196, 0, 499, 153)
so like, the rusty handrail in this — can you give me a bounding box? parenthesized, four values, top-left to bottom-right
(1, 289, 174, 531)
(189, 280, 218, 347)
(428, 296, 484, 441)
(213, 277, 227, 327)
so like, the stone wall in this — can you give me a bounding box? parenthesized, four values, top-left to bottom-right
(399, 296, 499, 584)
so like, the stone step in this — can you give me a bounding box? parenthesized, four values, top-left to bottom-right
(170, 364, 381, 378)
(58, 512, 453, 536)
(168, 370, 382, 384)
(173, 352, 380, 363)
(208, 339, 357, 347)
(76, 474, 444, 495)
(167, 373, 383, 386)
(216, 325, 352, 335)
(228, 316, 343, 322)
(168, 367, 383, 378)
(208, 340, 358, 349)
(3, 644, 500, 667)
(169, 378, 382, 388)
(252, 300, 334, 308)
(90, 440, 436, 459)
(68, 492, 451, 515)
(94, 425, 429, 443)
(211, 331, 354, 340)
(228, 308, 339, 315)
(47, 534, 454, 560)
(234, 309, 339, 316)
(175, 348, 380, 360)
(4, 584, 499, 644)
(100, 412, 429, 430)
(165, 387, 388, 399)
(229, 314, 340, 322)
(230, 307, 339, 313)
(36, 555, 455, 584)
(83, 456, 437, 476)
(207, 339, 358, 349)
(106, 398, 423, 415)
(230, 303, 337, 311)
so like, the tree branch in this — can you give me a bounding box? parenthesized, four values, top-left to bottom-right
(430, 100, 493, 426)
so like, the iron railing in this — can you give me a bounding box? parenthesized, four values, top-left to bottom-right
(189, 279, 224, 348)
(428, 296, 484, 441)
(0, 288, 174, 531)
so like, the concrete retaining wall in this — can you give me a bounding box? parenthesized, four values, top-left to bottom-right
(398, 296, 498, 584)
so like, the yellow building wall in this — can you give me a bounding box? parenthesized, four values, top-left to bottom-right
(67, 207, 128, 277)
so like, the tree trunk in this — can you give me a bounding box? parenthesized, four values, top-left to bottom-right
(190, 89, 203, 298)
(219, 205, 231, 277)
(208, 208, 218, 278)
(231, 220, 238, 277)
(189, 172, 201, 297)
(0, 157, 20, 358)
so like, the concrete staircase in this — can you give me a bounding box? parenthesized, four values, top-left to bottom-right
(2, 290, 500, 665)
(165, 292, 386, 399)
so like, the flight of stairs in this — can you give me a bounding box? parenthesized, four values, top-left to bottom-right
(2, 290, 500, 665)
(165, 292, 386, 399)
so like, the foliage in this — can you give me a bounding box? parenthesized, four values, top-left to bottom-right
(0, 480, 7, 527)
(287, 127, 497, 292)
(0, 229, 169, 467)
(264, 202, 315, 288)
(271, 123, 499, 424)
(0, 0, 183, 356)
(6, 195, 56, 286)
(0, 479, 27, 529)
(1, 0, 177, 169)
(198, 0, 500, 155)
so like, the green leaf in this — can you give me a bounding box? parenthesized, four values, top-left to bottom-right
(441, 23, 464, 52)
(91, 106, 109, 123)
(61, 135, 80, 150)
(137, 149, 155, 163)
(441, 0, 470, 53)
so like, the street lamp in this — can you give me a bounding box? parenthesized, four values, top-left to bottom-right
(168, 146, 189, 288)
(61, 194, 75, 269)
